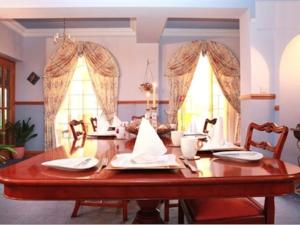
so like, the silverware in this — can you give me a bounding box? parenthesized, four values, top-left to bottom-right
(183, 159, 198, 173)
(74, 158, 91, 167)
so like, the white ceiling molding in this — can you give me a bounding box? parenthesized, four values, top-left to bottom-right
(1, 20, 239, 39)
(1, 19, 26, 35)
(162, 28, 239, 38)
(23, 28, 135, 37)
(1, 20, 135, 37)
(136, 17, 167, 43)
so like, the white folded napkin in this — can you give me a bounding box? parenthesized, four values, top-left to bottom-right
(131, 118, 170, 164)
(208, 117, 225, 147)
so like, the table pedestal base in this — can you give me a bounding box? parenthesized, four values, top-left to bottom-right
(133, 200, 164, 224)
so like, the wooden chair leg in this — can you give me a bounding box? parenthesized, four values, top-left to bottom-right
(178, 202, 184, 224)
(265, 197, 275, 224)
(71, 200, 82, 217)
(164, 200, 170, 222)
(122, 200, 128, 222)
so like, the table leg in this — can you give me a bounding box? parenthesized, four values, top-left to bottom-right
(132, 200, 164, 224)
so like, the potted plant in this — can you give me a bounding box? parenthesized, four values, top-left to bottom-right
(6, 118, 38, 159)
(0, 144, 16, 163)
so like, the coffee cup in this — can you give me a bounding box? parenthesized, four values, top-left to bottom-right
(180, 136, 198, 159)
(171, 130, 183, 146)
(116, 126, 125, 139)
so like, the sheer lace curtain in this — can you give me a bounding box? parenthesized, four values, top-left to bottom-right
(166, 40, 240, 141)
(44, 41, 119, 150)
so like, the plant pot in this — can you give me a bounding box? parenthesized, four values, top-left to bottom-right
(12, 146, 25, 159)
(0, 149, 11, 163)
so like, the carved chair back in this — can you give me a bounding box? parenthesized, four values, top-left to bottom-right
(69, 119, 86, 140)
(244, 122, 288, 159)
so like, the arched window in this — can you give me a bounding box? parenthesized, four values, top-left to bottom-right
(177, 54, 228, 136)
(55, 56, 103, 142)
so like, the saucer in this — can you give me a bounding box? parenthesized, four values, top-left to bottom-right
(179, 155, 200, 160)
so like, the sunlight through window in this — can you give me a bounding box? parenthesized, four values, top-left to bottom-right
(178, 54, 228, 133)
(55, 56, 103, 141)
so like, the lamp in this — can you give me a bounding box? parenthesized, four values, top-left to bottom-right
(53, 18, 74, 44)
(139, 59, 154, 93)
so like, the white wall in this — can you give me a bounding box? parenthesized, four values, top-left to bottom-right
(0, 23, 22, 60)
(240, 0, 300, 165)
(15, 37, 45, 101)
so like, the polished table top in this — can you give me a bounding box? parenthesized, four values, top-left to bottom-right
(1, 137, 300, 200)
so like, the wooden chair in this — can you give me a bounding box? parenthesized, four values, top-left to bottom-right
(163, 118, 218, 222)
(202, 118, 217, 134)
(90, 117, 97, 132)
(71, 199, 128, 222)
(178, 122, 288, 224)
(69, 120, 86, 140)
(70, 119, 128, 222)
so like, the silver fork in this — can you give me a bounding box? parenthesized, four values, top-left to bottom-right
(74, 158, 92, 168)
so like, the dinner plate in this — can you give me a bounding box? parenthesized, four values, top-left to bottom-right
(213, 151, 263, 162)
(41, 157, 99, 171)
(107, 153, 182, 170)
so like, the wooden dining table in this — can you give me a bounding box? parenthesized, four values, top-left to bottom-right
(1, 137, 300, 223)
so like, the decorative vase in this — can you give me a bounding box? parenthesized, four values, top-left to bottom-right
(0, 150, 11, 162)
(12, 146, 25, 159)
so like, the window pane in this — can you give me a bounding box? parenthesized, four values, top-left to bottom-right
(84, 95, 97, 109)
(55, 56, 103, 138)
(70, 81, 83, 94)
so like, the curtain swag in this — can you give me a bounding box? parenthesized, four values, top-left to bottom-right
(166, 40, 240, 126)
(43, 40, 119, 150)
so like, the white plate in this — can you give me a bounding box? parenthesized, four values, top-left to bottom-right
(87, 131, 116, 138)
(42, 157, 99, 171)
(108, 153, 181, 170)
(213, 151, 263, 162)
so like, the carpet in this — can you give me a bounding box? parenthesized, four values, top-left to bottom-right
(0, 189, 300, 224)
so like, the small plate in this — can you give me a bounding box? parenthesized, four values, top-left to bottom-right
(107, 153, 182, 170)
(42, 157, 99, 171)
(213, 151, 263, 162)
(179, 155, 200, 160)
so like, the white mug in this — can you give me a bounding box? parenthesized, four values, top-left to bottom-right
(180, 136, 198, 159)
(171, 130, 183, 146)
(116, 126, 125, 139)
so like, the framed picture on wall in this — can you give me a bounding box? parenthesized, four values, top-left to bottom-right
(27, 72, 40, 85)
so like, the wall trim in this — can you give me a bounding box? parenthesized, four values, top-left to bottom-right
(1, 20, 239, 38)
(162, 28, 239, 38)
(15, 100, 169, 105)
(15, 101, 44, 105)
(240, 93, 276, 100)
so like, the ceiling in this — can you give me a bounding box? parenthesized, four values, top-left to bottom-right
(1, 1, 251, 42)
